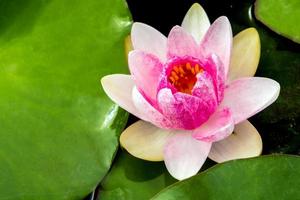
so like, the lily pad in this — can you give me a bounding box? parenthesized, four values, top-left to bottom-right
(255, 0, 300, 44)
(0, 0, 131, 199)
(99, 151, 176, 200)
(152, 155, 300, 200)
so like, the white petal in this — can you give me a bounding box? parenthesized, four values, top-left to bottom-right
(182, 3, 210, 44)
(101, 74, 146, 121)
(120, 120, 172, 161)
(131, 22, 167, 62)
(220, 77, 280, 124)
(209, 120, 262, 163)
(164, 133, 212, 180)
(228, 28, 261, 82)
(132, 86, 172, 129)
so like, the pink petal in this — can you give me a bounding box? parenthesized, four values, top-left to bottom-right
(157, 86, 217, 130)
(192, 108, 234, 142)
(203, 54, 225, 103)
(220, 77, 280, 124)
(132, 86, 173, 129)
(131, 22, 167, 62)
(200, 16, 232, 78)
(167, 26, 200, 60)
(128, 50, 163, 104)
(164, 133, 212, 180)
(101, 74, 147, 121)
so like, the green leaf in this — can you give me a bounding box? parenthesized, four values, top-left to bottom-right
(255, 0, 300, 44)
(0, 0, 131, 199)
(99, 151, 176, 200)
(152, 155, 300, 200)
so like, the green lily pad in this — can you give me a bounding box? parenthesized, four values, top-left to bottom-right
(0, 0, 131, 199)
(152, 155, 300, 200)
(255, 0, 300, 44)
(99, 151, 176, 200)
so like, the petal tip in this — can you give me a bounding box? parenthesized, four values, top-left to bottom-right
(215, 16, 232, 31)
(100, 74, 113, 88)
(218, 16, 230, 22)
(132, 22, 146, 30)
(163, 134, 211, 180)
(101, 74, 129, 89)
(249, 27, 259, 34)
(169, 25, 183, 34)
(188, 3, 205, 13)
(239, 27, 260, 42)
(191, 2, 201, 8)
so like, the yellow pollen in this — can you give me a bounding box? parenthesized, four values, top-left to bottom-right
(168, 61, 204, 94)
(191, 68, 195, 74)
(186, 63, 192, 70)
(179, 66, 185, 74)
(169, 77, 175, 83)
(195, 64, 200, 73)
(174, 74, 179, 80)
(174, 66, 179, 73)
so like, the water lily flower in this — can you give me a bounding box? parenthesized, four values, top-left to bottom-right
(101, 3, 280, 180)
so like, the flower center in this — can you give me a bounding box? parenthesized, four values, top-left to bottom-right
(168, 59, 203, 94)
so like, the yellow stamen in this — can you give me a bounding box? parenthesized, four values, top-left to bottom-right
(179, 66, 185, 75)
(169, 77, 175, 83)
(191, 68, 195, 74)
(174, 66, 179, 73)
(168, 60, 204, 94)
(195, 64, 200, 73)
(186, 63, 192, 70)
(174, 74, 179, 80)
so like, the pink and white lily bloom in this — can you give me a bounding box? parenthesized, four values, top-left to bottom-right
(101, 3, 280, 180)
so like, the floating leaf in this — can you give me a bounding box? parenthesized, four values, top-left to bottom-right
(99, 151, 176, 200)
(152, 155, 300, 200)
(255, 0, 300, 44)
(0, 0, 131, 199)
